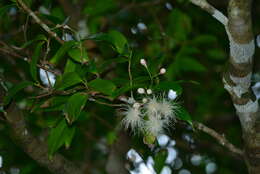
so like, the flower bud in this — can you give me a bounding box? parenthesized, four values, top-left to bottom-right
(140, 59, 147, 67)
(159, 68, 166, 74)
(147, 89, 152, 95)
(142, 98, 148, 103)
(133, 102, 140, 109)
(137, 88, 145, 94)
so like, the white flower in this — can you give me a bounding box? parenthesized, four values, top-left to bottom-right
(145, 116, 165, 136)
(147, 89, 152, 95)
(168, 89, 177, 100)
(121, 107, 143, 133)
(137, 88, 145, 94)
(145, 97, 161, 115)
(39, 68, 56, 87)
(159, 68, 166, 75)
(158, 99, 178, 119)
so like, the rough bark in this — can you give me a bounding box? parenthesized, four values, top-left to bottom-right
(224, 0, 260, 173)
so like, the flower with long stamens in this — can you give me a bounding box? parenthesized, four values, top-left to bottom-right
(121, 106, 143, 133)
(145, 115, 165, 136)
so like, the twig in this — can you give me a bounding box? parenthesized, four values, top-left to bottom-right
(189, 0, 228, 26)
(0, 47, 60, 76)
(16, 0, 64, 44)
(193, 121, 243, 156)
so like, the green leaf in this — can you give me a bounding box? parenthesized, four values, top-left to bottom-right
(64, 93, 88, 124)
(206, 49, 226, 60)
(4, 81, 33, 105)
(153, 81, 182, 95)
(177, 107, 193, 126)
(68, 44, 89, 63)
(30, 41, 44, 81)
(88, 78, 116, 95)
(50, 41, 76, 65)
(179, 57, 207, 72)
(55, 72, 82, 90)
(108, 30, 128, 54)
(83, 0, 116, 16)
(48, 119, 76, 157)
(166, 9, 191, 42)
(88, 30, 128, 54)
(64, 58, 77, 73)
(192, 34, 217, 45)
(154, 150, 168, 173)
(64, 126, 76, 149)
(20, 34, 47, 49)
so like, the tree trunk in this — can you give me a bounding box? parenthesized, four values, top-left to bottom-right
(225, 1, 260, 173)
(243, 117, 260, 174)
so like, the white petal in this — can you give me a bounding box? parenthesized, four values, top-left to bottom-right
(168, 89, 177, 100)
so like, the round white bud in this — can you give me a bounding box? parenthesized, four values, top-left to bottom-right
(137, 88, 145, 94)
(160, 68, 166, 74)
(142, 98, 148, 103)
(133, 102, 140, 109)
(140, 59, 147, 67)
(147, 89, 152, 95)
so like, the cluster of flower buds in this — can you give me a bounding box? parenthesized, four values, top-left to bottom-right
(137, 88, 153, 95)
(140, 58, 166, 75)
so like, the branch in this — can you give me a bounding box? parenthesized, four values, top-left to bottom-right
(193, 121, 243, 156)
(16, 0, 64, 44)
(5, 103, 83, 174)
(189, 0, 228, 25)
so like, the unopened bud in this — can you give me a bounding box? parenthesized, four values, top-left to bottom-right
(140, 59, 147, 67)
(159, 68, 166, 74)
(133, 102, 140, 109)
(137, 88, 145, 94)
(147, 89, 152, 95)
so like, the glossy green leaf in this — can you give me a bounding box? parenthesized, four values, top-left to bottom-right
(64, 126, 76, 149)
(154, 150, 168, 173)
(68, 44, 89, 63)
(50, 41, 76, 65)
(3, 81, 33, 105)
(30, 41, 44, 81)
(108, 30, 128, 54)
(48, 119, 76, 157)
(88, 30, 128, 54)
(64, 93, 88, 124)
(177, 107, 193, 126)
(88, 78, 116, 95)
(55, 72, 82, 90)
(64, 58, 77, 73)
